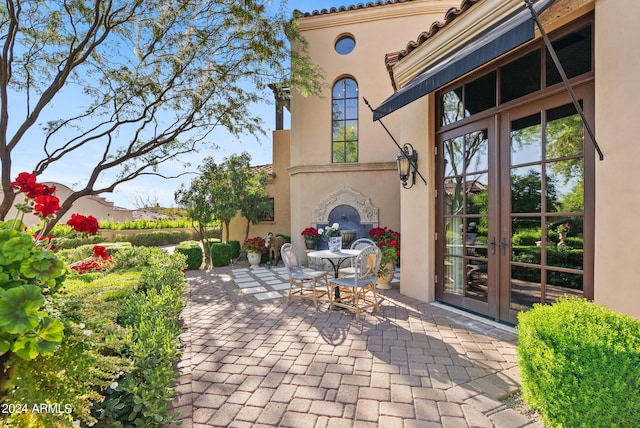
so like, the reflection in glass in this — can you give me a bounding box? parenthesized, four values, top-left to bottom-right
(444, 178, 464, 216)
(545, 216, 583, 267)
(444, 137, 464, 177)
(465, 130, 488, 173)
(546, 104, 583, 159)
(465, 174, 488, 215)
(546, 271, 583, 303)
(444, 256, 464, 295)
(512, 216, 542, 263)
(445, 218, 463, 255)
(511, 166, 542, 213)
(547, 159, 584, 212)
(441, 88, 464, 126)
(466, 259, 488, 302)
(510, 266, 541, 311)
(511, 113, 542, 166)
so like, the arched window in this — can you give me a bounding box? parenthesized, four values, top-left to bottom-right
(332, 78, 358, 163)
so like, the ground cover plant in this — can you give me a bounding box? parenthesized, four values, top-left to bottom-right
(1, 244, 186, 427)
(517, 298, 640, 427)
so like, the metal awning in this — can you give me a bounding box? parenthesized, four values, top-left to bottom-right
(373, 0, 555, 121)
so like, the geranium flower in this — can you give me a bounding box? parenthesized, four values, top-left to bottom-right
(33, 195, 60, 218)
(10, 172, 37, 190)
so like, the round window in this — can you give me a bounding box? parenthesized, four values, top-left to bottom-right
(335, 35, 355, 55)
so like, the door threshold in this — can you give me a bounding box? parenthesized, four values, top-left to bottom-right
(430, 302, 516, 334)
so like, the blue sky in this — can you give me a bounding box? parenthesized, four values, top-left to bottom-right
(11, 1, 358, 209)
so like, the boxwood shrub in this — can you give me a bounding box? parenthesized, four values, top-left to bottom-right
(228, 240, 241, 258)
(114, 230, 190, 246)
(517, 298, 640, 428)
(211, 243, 232, 267)
(175, 241, 203, 270)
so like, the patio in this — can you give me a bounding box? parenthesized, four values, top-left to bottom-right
(169, 262, 543, 427)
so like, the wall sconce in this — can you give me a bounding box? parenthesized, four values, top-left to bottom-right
(396, 143, 418, 189)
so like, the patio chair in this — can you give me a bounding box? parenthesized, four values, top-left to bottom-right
(330, 245, 381, 319)
(281, 243, 331, 307)
(338, 238, 376, 277)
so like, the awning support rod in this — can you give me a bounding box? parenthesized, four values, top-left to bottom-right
(363, 97, 428, 185)
(525, 0, 603, 160)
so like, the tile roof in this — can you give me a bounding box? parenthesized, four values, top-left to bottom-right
(294, 0, 415, 17)
(384, 0, 478, 90)
(251, 164, 274, 177)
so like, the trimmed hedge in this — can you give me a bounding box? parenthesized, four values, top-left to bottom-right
(175, 241, 203, 270)
(55, 234, 106, 250)
(228, 240, 241, 258)
(517, 298, 640, 428)
(211, 243, 232, 267)
(114, 230, 191, 246)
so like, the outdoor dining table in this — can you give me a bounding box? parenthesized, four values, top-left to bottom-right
(307, 248, 361, 302)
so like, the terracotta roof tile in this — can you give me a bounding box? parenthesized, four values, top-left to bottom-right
(294, 0, 415, 17)
(251, 164, 274, 177)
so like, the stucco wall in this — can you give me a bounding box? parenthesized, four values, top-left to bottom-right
(593, 0, 640, 319)
(290, 1, 457, 255)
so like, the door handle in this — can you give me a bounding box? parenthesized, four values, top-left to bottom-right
(500, 237, 508, 256)
(489, 237, 496, 255)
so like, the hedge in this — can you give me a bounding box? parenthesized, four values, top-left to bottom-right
(517, 298, 640, 427)
(211, 243, 232, 267)
(228, 240, 241, 258)
(114, 230, 191, 246)
(175, 241, 203, 270)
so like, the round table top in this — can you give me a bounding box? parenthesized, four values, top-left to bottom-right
(307, 249, 360, 259)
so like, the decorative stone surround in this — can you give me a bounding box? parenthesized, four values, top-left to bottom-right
(311, 186, 379, 226)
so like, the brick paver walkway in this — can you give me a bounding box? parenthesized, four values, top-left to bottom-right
(170, 262, 543, 427)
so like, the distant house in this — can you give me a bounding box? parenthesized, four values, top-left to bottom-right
(5, 182, 134, 226)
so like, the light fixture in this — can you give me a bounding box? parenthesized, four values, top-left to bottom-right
(396, 143, 418, 189)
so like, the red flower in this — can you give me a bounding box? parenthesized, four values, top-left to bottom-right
(67, 214, 99, 235)
(92, 245, 109, 259)
(10, 172, 37, 190)
(33, 195, 61, 218)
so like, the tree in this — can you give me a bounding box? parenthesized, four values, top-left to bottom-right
(0, 0, 323, 232)
(174, 153, 270, 266)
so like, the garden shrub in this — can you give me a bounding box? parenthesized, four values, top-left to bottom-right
(512, 230, 541, 246)
(136, 251, 186, 294)
(114, 230, 190, 246)
(175, 241, 203, 270)
(211, 242, 232, 266)
(92, 282, 185, 426)
(55, 234, 106, 250)
(228, 240, 241, 258)
(517, 298, 640, 428)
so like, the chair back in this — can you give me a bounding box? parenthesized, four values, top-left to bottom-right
(354, 245, 381, 285)
(281, 243, 304, 276)
(350, 238, 376, 251)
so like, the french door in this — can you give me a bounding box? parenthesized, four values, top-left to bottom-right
(436, 87, 593, 324)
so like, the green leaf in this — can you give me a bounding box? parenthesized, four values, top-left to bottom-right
(12, 334, 39, 360)
(20, 251, 65, 282)
(0, 337, 10, 354)
(0, 284, 45, 334)
(36, 317, 64, 354)
(0, 235, 33, 265)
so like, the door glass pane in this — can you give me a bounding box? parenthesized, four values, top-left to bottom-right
(511, 113, 542, 165)
(466, 259, 488, 302)
(465, 130, 489, 173)
(546, 271, 583, 303)
(445, 218, 463, 255)
(546, 104, 583, 159)
(512, 216, 542, 264)
(444, 178, 464, 216)
(500, 50, 541, 104)
(444, 256, 464, 295)
(545, 216, 583, 269)
(511, 165, 542, 213)
(441, 88, 464, 126)
(510, 266, 541, 311)
(546, 25, 592, 87)
(465, 72, 496, 116)
(465, 173, 488, 214)
(546, 159, 584, 212)
(444, 137, 464, 177)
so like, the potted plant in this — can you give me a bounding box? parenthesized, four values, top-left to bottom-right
(369, 227, 401, 289)
(241, 237, 266, 267)
(301, 227, 320, 250)
(319, 223, 342, 251)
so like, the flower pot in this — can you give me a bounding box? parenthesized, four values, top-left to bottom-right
(247, 252, 261, 267)
(558, 231, 568, 246)
(305, 239, 317, 250)
(340, 230, 356, 248)
(377, 261, 395, 289)
(328, 236, 342, 252)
